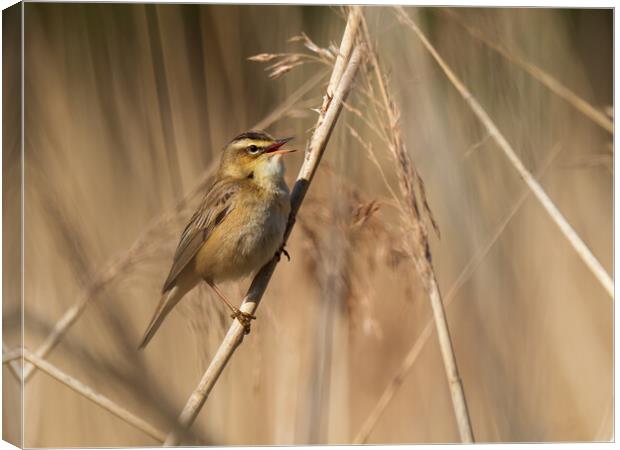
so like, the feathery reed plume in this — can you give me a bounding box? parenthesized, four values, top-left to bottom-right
(440, 8, 613, 134)
(354, 13, 475, 443)
(295, 161, 400, 337)
(354, 142, 564, 443)
(248, 33, 336, 79)
(395, 7, 613, 299)
(163, 7, 364, 445)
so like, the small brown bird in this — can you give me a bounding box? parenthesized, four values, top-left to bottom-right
(139, 131, 295, 349)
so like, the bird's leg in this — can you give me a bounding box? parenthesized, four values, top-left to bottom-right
(205, 280, 255, 334)
(275, 243, 291, 262)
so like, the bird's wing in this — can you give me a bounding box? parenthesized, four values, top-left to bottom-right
(162, 177, 239, 292)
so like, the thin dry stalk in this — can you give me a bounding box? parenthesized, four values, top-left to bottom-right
(396, 7, 613, 299)
(353, 143, 563, 444)
(2, 343, 21, 381)
(347, 125, 400, 209)
(20, 75, 324, 383)
(441, 8, 613, 134)
(2, 348, 22, 364)
(21, 172, 215, 383)
(163, 8, 364, 445)
(325, 7, 362, 101)
(360, 15, 474, 443)
(21, 349, 166, 443)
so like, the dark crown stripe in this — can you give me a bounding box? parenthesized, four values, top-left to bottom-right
(231, 130, 273, 142)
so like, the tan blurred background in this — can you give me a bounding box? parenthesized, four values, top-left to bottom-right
(3, 4, 612, 446)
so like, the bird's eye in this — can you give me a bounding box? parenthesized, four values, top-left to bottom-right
(247, 145, 260, 155)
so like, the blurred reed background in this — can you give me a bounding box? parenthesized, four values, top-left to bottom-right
(2, 4, 612, 446)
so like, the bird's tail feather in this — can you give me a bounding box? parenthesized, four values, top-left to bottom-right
(138, 285, 186, 350)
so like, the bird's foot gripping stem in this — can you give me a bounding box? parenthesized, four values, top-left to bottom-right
(275, 244, 291, 262)
(231, 309, 256, 334)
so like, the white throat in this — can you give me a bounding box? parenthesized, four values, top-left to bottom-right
(253, 155, 286, 190)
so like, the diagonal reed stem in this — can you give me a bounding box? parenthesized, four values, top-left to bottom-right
(395, 7, 613, 299)
(163, 8, 364, 445)
(440, 8, 613, 134)
(20, 73, 326, 384)
(360, 14, 474, 443)
(2, 342, 21, 382)
(18, 349, 167, 443)
(2, 348, 22, 364)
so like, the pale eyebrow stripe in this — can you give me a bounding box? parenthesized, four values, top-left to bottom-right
(235, 139, 272, 148)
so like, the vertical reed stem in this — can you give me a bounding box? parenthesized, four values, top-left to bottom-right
(360, 14, 475, 443)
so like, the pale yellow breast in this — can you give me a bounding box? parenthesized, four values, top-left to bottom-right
(193, 183, 290, 283)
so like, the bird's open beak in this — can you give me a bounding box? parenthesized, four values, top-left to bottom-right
(265, 137, 296, 156)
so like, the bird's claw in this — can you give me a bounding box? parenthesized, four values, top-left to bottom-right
(231, 310, 256, 334)
(282, 248, 291, 261)
(275, 245, 291, 262)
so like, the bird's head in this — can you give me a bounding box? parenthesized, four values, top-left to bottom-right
(218, 131, 296, 183)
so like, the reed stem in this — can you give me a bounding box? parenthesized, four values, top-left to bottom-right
(163, 8, 364, 445)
